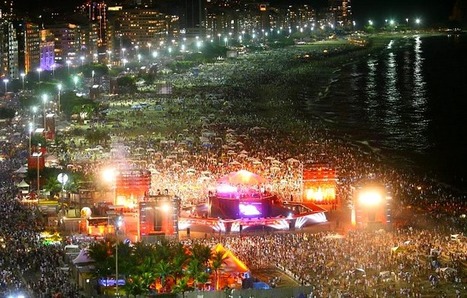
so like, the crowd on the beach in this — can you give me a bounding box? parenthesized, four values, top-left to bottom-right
(186, 228, 466, 297)
(1, 112, 82, 297)
(2, 41, 466, 297)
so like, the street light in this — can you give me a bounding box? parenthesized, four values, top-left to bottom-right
(20, 72, 26, 89)
(42, 94, 48, 129)
(66, 60, 71, 74)
(57, 173, 69, 200)
(33, 150, 42, 198)
(73, 76, 79, 90)
(31, 106, 37, 129)
(57, 83, 62, 114)
(115, 215, 123, 296)
(107, 50, 112, 63)
(80, 56, 85, 67)
(28, 122, 33, 155)
(37, 67, 42, 82)
(52, 63, 56, 78)
(3, 78, 8, 93)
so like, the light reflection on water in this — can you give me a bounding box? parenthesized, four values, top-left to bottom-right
(305, 35, 467, 188)
(311, 36, 430, 155)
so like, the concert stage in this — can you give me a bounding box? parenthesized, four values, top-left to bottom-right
(179, 170, 328, 233)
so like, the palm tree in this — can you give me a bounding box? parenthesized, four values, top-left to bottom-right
(211, 250, 228, 290)
(185, 258, 209, 291)
(153, 259, 173, 293)
(43, 176, 63, 197)
(170, 242, 189, 284)
(123, 274, 147, 297)
(87, 240, 114, 278)
(172, 276, 192, 298)
(191, 243, 212, 268)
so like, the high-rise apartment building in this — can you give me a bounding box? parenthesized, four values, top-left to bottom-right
(0, 0, 14, 19)
(0, 20, 18, 78)
(328, 0, 352, 28)
(12, 20, 41, 75)
(81, 1, 108, 50)
(107, 6, 179, 57)
(39, 29, 55, 71)
(46, 23, 81, 66)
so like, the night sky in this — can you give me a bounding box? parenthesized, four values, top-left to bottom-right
(13, 0, 459, 27)
(350, 0, 457, 26)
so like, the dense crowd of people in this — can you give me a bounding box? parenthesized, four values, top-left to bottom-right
(194, 229, 466, 297)
(1, 38, 466, 297)
(1, 107, 82, 297)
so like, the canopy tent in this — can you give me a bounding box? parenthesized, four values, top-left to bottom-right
(16, 179, 30, 194)
(72, 249, 95, 265)
(13, 165, 28, 174)
(212, 243, 249, 273)
(16, 179, 29, 188)
(218, 170, 267, 186)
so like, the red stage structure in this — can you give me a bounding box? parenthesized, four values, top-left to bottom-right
(302, 163, 338, 206)
(115, 169, 151, 201)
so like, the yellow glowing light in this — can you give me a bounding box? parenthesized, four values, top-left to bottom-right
(102, 167, 117, 183)
(358, 190, 383, 206)
(305, 186, 335, 201)
(161, 203, 171, 213)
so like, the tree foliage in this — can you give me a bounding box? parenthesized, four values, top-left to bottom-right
(89, 239, 216, 295)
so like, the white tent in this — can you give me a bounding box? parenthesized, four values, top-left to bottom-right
(13, 165, 28, 174)
(72, 249, 94, 265)
(16, 179, 30, 194)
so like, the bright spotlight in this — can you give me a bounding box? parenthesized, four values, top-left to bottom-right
(102, 167, 117, 183)
(161, 203, 171, 213)
(358, 190, 383, 206)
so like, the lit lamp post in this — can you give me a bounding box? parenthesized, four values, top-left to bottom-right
(31, 106, 37, 129)
(57, 83, 62, 114)
(33, 150, 42, 198)
(52, 63, 56, 78)
(3, 78, 8, 94)
(28, 122, 33, 154)
(66, 60, 71, 74)
(121, 48, 126, 60)
(42, 94, 48, 129)
(73, 76, 79, 90)
(80, 56, 85, 67)
(107, 50, 112, 64)
(57, 173, 69, 200)
(37, 67, 42, 82)
(115, 215, 123, 296)
(20, 73, 26, 90)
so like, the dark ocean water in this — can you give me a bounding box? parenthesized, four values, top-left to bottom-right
(307, 34, 467, 190)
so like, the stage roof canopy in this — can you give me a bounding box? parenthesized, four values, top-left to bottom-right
(218, 170, 267, 185)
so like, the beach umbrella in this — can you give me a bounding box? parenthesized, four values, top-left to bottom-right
(287, 158, 300, 164)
